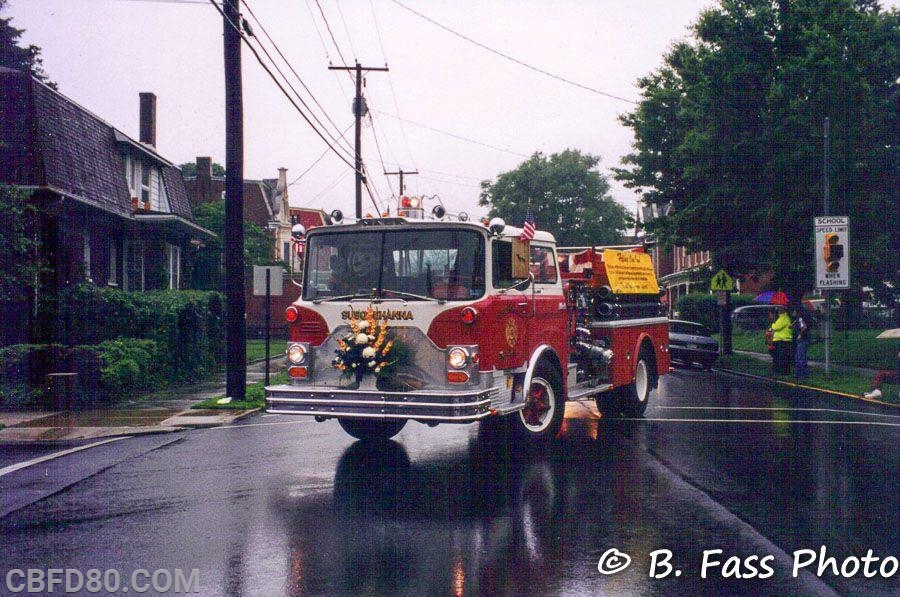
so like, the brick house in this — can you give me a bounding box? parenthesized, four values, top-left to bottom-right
(0, 68, 213, 344)
(183, 158, 331, 335)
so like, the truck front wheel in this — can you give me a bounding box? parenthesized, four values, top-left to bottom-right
(514, 362, 564, 440)
(338, 418, 407, 441)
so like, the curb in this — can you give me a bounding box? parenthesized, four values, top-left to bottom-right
(715, 367, 899, 409)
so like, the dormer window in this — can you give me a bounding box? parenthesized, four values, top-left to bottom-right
(140, 164, 151, 206)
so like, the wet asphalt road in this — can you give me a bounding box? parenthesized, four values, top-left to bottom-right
(0, 369, 897, 596)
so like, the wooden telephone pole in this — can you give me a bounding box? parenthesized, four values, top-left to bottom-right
(384, 169, 418, 197)
(328, 62, 388, 218)
(223, 0, 246, 399)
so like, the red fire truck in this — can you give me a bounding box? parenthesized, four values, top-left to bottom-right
(265, 214, 669, 441)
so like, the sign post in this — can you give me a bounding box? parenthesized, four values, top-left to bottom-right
(814, 215, 850, 376)
(710, 269, 735, 356)
(253, 266, 284, 386)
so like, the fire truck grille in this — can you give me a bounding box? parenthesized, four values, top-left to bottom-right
(265, 385, 496, 422)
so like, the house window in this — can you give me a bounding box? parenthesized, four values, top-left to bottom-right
(141, 165, 151, 206)
(109, 241, 118, 286)
(124, 240, 145, 292)
(156, 171, 170, 213)
(167, 244, 181, 290)
(83, 234, 91, 281)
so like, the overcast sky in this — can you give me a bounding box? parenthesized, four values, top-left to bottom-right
(10, 0, 723, 223)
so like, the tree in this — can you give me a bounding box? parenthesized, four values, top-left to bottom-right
(0, 0, 55, 88)
(616, 0, 898, 301)
(179, 161, 226, 177)
(479, 149, 631, 246)
(0, 185, 39, 302)
(190, 199, 276, 290)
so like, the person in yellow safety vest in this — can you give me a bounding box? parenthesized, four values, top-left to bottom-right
(769, 306, 794, 376)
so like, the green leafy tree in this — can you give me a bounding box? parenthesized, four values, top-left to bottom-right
(479, 149, 631, 246)
(179, 161, 226, 177)
(616, 0, 898, 301)
(190, 199, 277, 290)
(0, 0, 55, 88)
(0, 185, 39, 302)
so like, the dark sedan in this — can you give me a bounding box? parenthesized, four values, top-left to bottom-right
(668, 320, 719, 369)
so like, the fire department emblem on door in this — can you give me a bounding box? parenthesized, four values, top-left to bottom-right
(505, 317, 518, 348)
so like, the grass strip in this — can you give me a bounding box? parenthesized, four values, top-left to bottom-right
(191, 371, 288, 410)
(717, 353, 897, 403)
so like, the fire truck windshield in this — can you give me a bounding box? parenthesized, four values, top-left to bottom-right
(302, 228, 485, 301)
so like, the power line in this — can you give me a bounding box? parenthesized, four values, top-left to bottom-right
(389, 0, 637, 105)
(373, 109, 530, 158)
(313, 0, 349, 67)
(365, 112, 400, 198)
(290, 122, 354, 187)
(239, 0, 352, 153)
(333, 0, 358, 61)
(367, 0, 416, 169)
(208, 0, 359, 173)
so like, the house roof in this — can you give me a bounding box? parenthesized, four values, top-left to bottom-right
(0, 69, 194, 223)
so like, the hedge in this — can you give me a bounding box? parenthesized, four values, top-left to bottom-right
(34, 284, 225, 384)
(0, 339, 169, 409)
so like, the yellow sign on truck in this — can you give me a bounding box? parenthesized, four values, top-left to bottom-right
(602, 249, 660, 295)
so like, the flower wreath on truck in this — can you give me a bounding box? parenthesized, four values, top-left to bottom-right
(332, 305, 406, 385)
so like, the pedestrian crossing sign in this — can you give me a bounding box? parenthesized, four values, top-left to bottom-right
(710, 269, 735, 292)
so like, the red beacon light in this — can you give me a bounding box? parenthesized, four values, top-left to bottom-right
(461, 307, 478, 325)
(285, 306, 299, 323)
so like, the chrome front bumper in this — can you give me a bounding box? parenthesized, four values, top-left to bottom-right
(265, 384, 498, 422)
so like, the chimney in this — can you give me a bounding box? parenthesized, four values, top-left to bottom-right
(277, 167, 289, 222)
(139, 92, 156, 146)
(196, 157, 212, 204)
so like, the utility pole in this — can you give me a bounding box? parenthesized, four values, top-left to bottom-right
(223, 0, 246, 399)
(329, 62, 388, 219)
(823, 117, 831, 376)
(384, 169, 418, 197)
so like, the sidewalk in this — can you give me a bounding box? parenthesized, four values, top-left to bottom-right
(0, 361, 277, 443)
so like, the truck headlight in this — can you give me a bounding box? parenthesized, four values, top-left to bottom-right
(287, 343, 307, 365)
(447, 347, 469, 369)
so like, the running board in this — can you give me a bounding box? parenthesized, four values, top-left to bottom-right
(567, 383, 613, 401)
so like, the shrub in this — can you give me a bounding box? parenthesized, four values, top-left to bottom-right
(35, 285, 225, 384)
(96, 339, 160, 398)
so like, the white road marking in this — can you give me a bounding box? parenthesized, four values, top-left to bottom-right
(655, 405, 900, 420)
(0, 436, 130, 478)
(624, 417, 900, 428)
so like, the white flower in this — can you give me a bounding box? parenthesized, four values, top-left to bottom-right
(355, 333, 369, 345)
(362, 346, 376, 359)
(357, 320, 369, 331)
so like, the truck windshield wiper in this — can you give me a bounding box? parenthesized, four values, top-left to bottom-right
(380, 289, 445, 304)
(312, 292, 374, 304)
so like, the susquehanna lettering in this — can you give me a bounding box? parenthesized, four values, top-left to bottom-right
(341, 309, 414, 321)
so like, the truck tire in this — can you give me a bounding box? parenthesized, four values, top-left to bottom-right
(338, 418, 407, 441)
(514, 362, 564, 440)
(621, 349, 656, 415)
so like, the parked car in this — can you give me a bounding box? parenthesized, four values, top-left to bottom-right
(668, 319, 719, 369)
(731, 304, 820, 334)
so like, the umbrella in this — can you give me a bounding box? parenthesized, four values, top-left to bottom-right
(876, 328, 900, 339)
(754, 290, 790, 306)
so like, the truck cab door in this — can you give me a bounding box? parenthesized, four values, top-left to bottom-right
(491, 239, 534, 366)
